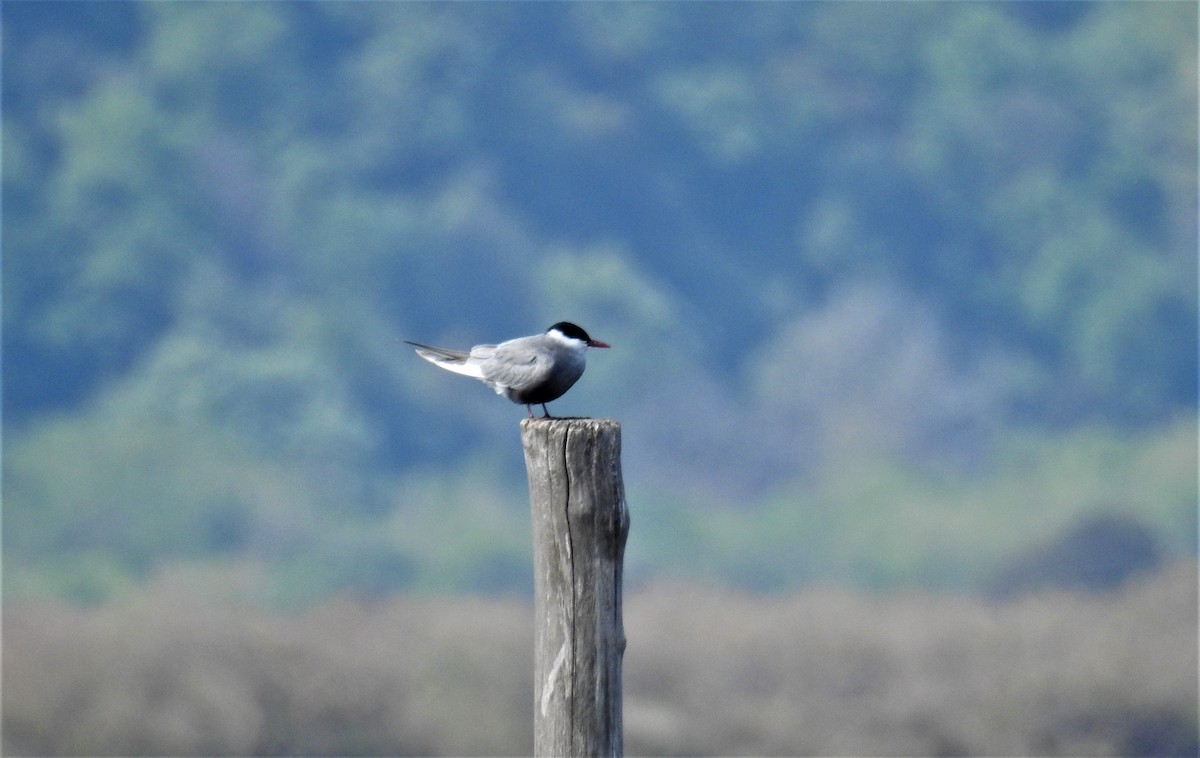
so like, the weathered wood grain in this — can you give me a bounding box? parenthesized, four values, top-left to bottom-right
(521, 418, 629, 758)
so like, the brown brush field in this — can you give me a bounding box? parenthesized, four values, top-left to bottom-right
(4, 562, 1196, 756)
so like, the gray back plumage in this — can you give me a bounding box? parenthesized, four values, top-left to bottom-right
(483, 334, 585, 404)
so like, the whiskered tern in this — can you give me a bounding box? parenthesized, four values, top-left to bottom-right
(405, 322, 610, 418)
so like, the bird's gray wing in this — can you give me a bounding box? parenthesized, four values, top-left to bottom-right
(480, 338, 548, 391)
(467, 344, 498, 361)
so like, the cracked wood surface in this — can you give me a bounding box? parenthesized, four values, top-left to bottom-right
(522, 418, 629, 758)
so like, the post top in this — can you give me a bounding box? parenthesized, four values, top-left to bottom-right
(523, 417, 624, 429)
(520, 417, 621, 433)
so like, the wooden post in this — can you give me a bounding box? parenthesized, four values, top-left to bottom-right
(521, 418, 629, 758)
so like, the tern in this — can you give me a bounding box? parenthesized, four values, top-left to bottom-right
(405, 322, 610, 418)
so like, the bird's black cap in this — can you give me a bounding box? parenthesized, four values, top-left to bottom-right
(547, 322, 591, 341)
(547, 322, 609, 348)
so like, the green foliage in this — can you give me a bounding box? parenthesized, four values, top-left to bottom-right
(632, 416, 1197, 592)
(3, 1, 1196, 600)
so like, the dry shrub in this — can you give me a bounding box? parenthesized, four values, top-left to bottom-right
(624, 562, 1198, 756)
(4, 563, 1196, 756)
(3, 579, 534, 756)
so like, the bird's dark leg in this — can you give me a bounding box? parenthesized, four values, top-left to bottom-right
(541, 404, 555, 419)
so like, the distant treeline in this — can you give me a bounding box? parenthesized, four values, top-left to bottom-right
(3, 2, 1196, 601)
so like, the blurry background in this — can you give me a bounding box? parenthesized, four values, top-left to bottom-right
(3, 2, 1196, 756)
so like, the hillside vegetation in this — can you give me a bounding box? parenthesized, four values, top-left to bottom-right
(5, 0, 1196, 605)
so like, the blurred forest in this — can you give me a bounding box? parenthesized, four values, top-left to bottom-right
(4, 0, 1195, 604)
(3, 2, 1197, 755)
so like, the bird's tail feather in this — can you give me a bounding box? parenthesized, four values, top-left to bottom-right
(404, 341, 468, 361)
(404, 341, 485, 379)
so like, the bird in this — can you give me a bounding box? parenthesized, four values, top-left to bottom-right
(405, 322, 610, 418)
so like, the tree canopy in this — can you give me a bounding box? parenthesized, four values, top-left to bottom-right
(4, 1, 1196, 602)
